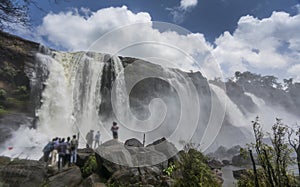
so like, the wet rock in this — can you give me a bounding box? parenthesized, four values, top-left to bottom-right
(232, 154, 251, 166)
(208, 159, 223, 169)
(233, 169, 248, 180)
(147, 137, 179, 164)
(222, 159, 231, 166)
(80, 173, 104, 187)
(46, 166, 82, 187)
(77, 148, 94, 167)
(124, 138, 143, 147)
(0, 158, 47, 187)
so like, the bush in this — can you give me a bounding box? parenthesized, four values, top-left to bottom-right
(174, 145, 221, 187)
(0, 88, 6, 100)
(81, 154, 98, 178)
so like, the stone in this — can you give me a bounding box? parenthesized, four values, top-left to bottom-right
(81, 173, 103, 187)
(222, 159, 230, 166)
(124, 138, 143, 147)
(232, 154, 252, 166)
(207, 159, 224, 169)
(46, 166, 82, 187)
(77, 148, 94, 167)
(233, 169, 248, 180)
(0, 158, 47, 187)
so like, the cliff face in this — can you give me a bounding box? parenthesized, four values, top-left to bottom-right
(1, 31, 299, 151)
(0, 31, 40, 115)
(0, 31, 42, 143)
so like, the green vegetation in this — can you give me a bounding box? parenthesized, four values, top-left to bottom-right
(174, 144, 221, 187)
(0, 62, 18, 83)
(163, 163, 175, 177)
(238, 117, 299, 187)
(81, 154, 98, 178)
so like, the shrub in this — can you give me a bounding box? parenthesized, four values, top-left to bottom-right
(81, 154, 98, 178)
(175, 145, 221, 187)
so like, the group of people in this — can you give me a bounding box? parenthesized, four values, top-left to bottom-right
(42, 135, 79, 170)
(85, 122, 119, 148)
(42, 122, 119, 170)
(85, 130, 101, 149)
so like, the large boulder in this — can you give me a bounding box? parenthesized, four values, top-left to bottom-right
(207, 159, 224, 170)
(0, 157, 47, 187)
(124, 138, 143, 147)
(46, 166, 82, 187)
(232, 154, 252, 166)
(80, 173, 106, 187)
(108, 167, 169, 187)
(77, 148, 94, 167)
(146, 137, 179, 163)
(233, 169, 248, 180)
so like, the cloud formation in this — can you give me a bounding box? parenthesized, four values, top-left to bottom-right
(180, 0, 198, 10)
(167, 0, 198, 23)
(38, 6, 218, 78)
(212, 11, 300, 79)
(38, 6, 300, 81)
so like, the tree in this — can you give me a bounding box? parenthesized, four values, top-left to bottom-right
(239, 117, 295, 187)
(287, 124, 300, 182)
(175, 143, 221, 187)
(0, 0, 31, 30)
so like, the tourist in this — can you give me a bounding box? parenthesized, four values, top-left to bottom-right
(111, 122, 119, 139)
(42, 140, 54, 163)
(65, 136, 71, 167)
(70, 135, 78, 165)
(50, 137, 59, 166)
(85, 130, 94, 148)
(94, 131, 100, 148)
(57, 138, 68, 170)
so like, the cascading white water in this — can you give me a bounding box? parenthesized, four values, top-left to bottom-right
(0, 51, 120, 159)
(245, 92, 300, 131)
(210, 84, 249, 128)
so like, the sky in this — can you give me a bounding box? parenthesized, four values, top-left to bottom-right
(10, 0, 300, 81)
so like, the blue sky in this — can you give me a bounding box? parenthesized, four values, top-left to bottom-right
(28, 0, 299, 43)
(12, 0, 300, 80)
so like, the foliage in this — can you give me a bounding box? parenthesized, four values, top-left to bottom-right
(12, 86, 29, 100)
(81, 154, 98, 178)
(0, 88, 6, 100)
(0, 0, 31, 30)
(163, 163, 175, 177)
(287, 124, 300, 183)
(238, 117, 297, 187)
(174, 144, 220, 187)
(0, 63, 18, 82)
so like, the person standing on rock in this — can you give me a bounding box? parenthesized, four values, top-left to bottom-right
(42, 140, 54, 163)
(65, 137, 71, 167)
(57, 138, 68, 170)
(85, 130, 94, 148)
(94, 131, 101, 148)
(50, 137, 59, 166)
(70, 135, 78, 165)
(111, 122, 119, 140)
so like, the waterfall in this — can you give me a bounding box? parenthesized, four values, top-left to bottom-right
(245, 92, 300, 131)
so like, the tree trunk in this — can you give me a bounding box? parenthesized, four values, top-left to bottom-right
(249, 149, 259, 187)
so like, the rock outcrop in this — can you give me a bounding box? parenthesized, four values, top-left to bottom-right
(0, 156, 47, 187)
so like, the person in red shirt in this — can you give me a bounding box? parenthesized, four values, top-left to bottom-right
(111, 122, 119, 139)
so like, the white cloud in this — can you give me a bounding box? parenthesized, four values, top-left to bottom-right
(38, 6, 220, 78)
(38, 6, 300, 81)
(212, 11, 300, 78)
(288, 64, 300, 81)
(180, 0, 198, 10)
(167, 0, 198, 23)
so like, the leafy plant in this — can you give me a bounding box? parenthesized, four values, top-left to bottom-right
(175, 144, 221, 187)
(163, 163, 175, 177)
(81, 154, 98, 178)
